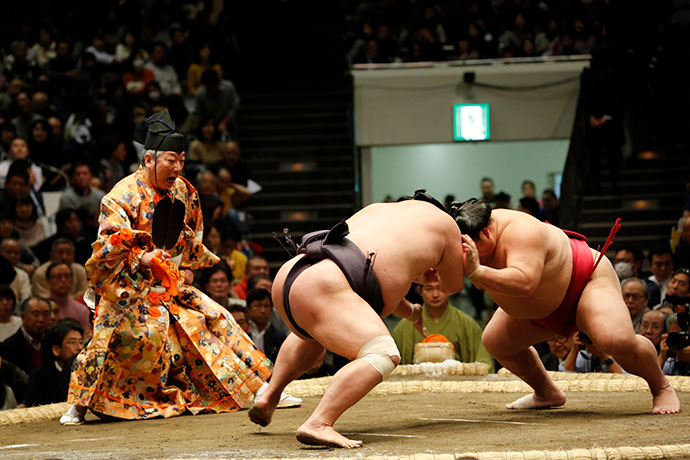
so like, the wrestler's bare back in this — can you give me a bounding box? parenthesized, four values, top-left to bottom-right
(273, 200, 464, 318)
(482, 209, 585, 319)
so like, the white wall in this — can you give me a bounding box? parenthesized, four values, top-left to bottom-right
(352, 59, 588, 146)
(362, 139, 570, 206)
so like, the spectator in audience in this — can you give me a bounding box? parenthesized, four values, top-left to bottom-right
(233, 255, 269, 299)
(85, 35, 118, 65)
(0, 123, 17, 160)
(189, 119, 223, 165)
(32, 208, 92, 265)
(655, 268, 690, 315)
(622, 278, 650, 333)
(614, 246, 644, 280)
(392, 281, 494, 370)
(202, 260, 240, 309)
(0, 211, 37, 276)
(27, 119, 58, 170)
(100, 139, 129, 193)
(146, 42, 182, 96)
(10, 92, 38, 139)
(647, 244, 675, 307)
(247, 288, 286, 364)
(29, 28, 57, 69)
(480, 177, 495, 206)
(228, 304, 251, 335)
(247, 273, 289, 335)
(674, 216, 690, 270)
(0, 296, 52, 374)
(0, 356, 18, 410)
(45, 261, 92, 338)
(115, 30, 139, 63)
(22, 319, 83, 407)
(659, 314, 690, 376)
(540, 334, 573, 371)
(58, 162, 105, 234)
(493, 191, 511, 209)
(521, 180, 537, 199)
(194, 69, 239, 137)
(202, 220, 246, 284)
(561, 332, 624, 374)
(1, 239, 31, 303)
(123, 52, 154, 94)
(539, 189, 560, 223)
(639, 309, 667, 353)
(187, 44, 222, 96)
(0, 286, 20, 342)
(13, 195, 46, 247)
(32, 239, 88, 300)
(0, 139, 44, 192)
(214, 164, 251, 217)
(213, 140, 250, 187)
(517, 197, 540, 217)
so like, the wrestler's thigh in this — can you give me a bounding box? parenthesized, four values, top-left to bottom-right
(483, 308, 555, 354)
(284, 260, 391, 360)
(575, 252, 635, 343)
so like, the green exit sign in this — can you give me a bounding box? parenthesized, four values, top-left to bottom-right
(453, 103, 490, 141)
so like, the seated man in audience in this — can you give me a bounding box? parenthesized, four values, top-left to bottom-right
(614, 246, 644, 280)
(647, 244, 674, 307)
(228, 304, 251, 335)
(540, 334, 573, 371)
(247, 273, 288, 335)
(46, 261, 92, 338)
(233, 255, 269, 299)
(561, 332, 624, 373)
(392, 281, 494, 371)
(621, 277, 650, 333)
(247, 288, 287, 364)
(1, 238, 31, 304)
(58, 162, 105, 236)
(659, 313, 690, 375)
(639, 309, 667, 353)
(0, 286, 21, 342)
(654, 268, 690, 313)
(32, 239, 87, 300)
(0, 296, 52, 374)
(22, 319, 83, 406)
(31, 209, 92, 265)
(201, 260, 242, 309)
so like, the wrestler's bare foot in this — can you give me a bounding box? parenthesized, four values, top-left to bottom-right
(506, 388, 566, 410)
(652, 383, 680, 414)
(296, 423, 363, 449)
(248, 385, 280, 427)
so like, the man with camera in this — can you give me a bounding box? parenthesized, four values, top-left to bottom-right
(658, 268, 690, 375)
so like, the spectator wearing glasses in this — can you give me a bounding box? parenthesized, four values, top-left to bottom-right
(621, 278, 649, 333)
(45, 261, 91, 339)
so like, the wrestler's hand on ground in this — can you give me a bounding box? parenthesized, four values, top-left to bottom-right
(183, 269, 194, 285)
(461, 234, 481, 281)
(141, 249, 171, 267)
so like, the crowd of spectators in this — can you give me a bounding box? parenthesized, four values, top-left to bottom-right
(345, 0, 620, 65)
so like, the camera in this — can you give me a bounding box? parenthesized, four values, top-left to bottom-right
(665, 295, 690, 351)
(577, 331, 593, 350)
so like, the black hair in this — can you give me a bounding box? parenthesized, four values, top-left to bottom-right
(51, 237, 75, 254)
(0, 122, 17, 134)
(518, 197, 540, 217)
(46, 260, 72, 280)
(201, 68, 220, 86)
(55, 208, 79, 230)
(201, 259, 232, 286)
(247, 273, 271, 292)
(246, 288, 272, 307)
(13, 195, 38, 222)
(0, 284, 16, 307)
(480, 177, 493, 184)
(615, 245, 644, 263)
(41, 318, 83, 363)
(448, 198, 492, 239)
(6, 159, 30, 183)
(648, 242, 673, 263)
(227, 304, 248, 316)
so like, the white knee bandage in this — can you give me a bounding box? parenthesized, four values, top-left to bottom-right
(356, 335, 400, 379)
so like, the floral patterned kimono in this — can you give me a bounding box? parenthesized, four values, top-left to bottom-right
(67, 167, 271, 419)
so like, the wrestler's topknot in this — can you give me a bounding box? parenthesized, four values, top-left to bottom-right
(449, 198, 492, 239)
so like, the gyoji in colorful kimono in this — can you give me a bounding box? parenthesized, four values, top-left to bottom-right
(60, 110, 291, 424)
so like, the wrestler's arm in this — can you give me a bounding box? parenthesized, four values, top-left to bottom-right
(434, 221, 465, 294)
(465, 224, 545, 297)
